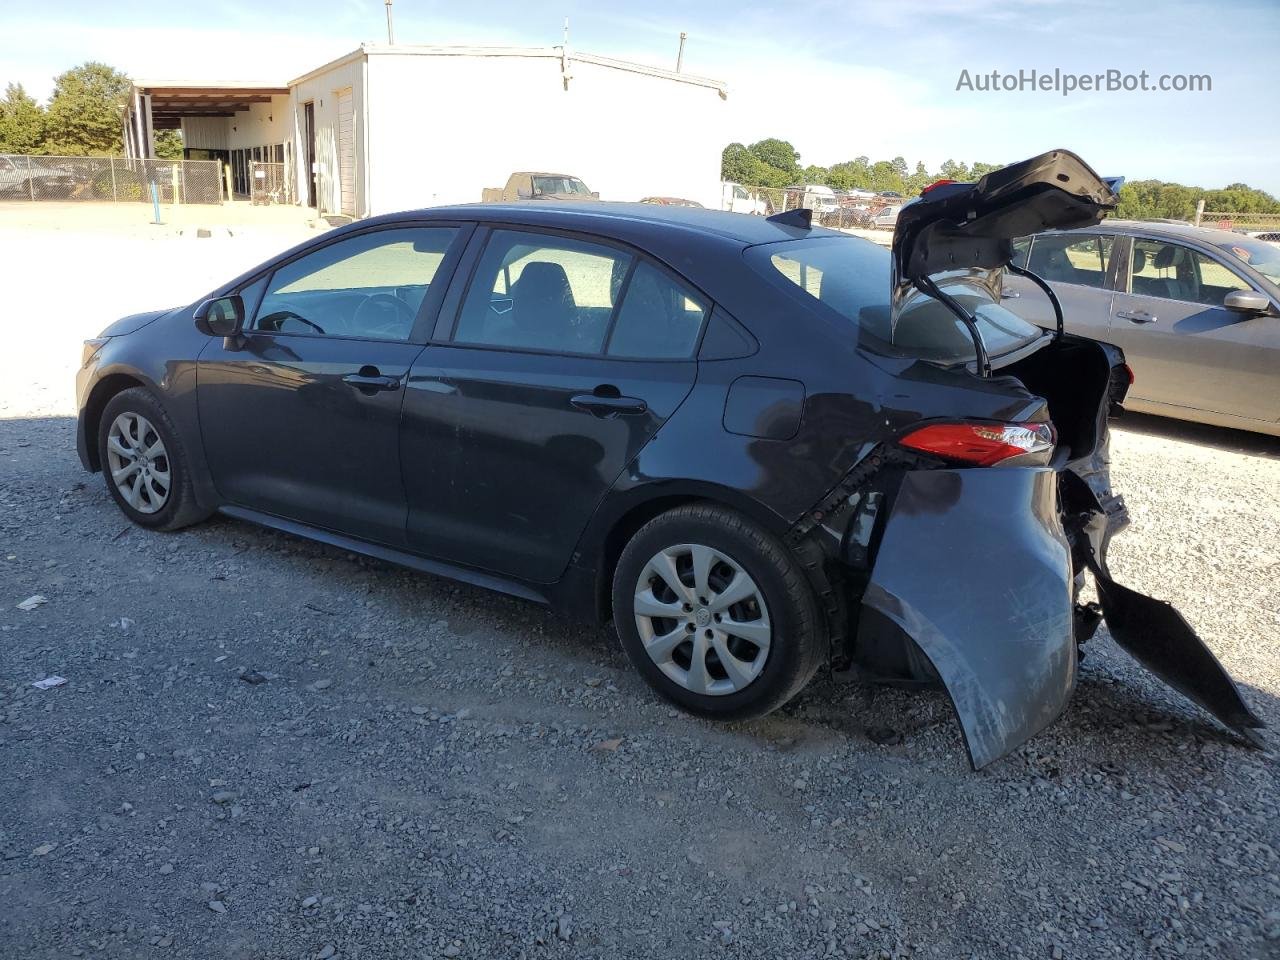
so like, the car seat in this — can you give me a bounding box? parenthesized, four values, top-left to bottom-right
(511, 262, 577, 350)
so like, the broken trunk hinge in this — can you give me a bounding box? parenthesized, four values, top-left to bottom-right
(913, 273, 991, 378)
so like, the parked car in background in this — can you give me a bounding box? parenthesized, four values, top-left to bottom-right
(482, 172, 598, 203)
(0, 154, 78, 199)
(74, 150, 1260, 769)
(640, 196, 704, 207)
(1003, 221, 1280, 436)
(871, 204, 901, 229)
(784, 184, 838, 216)
(722, 181, 767, 215)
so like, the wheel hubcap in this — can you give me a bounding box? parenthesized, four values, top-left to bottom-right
(105, 412, 170, 515)
(633, 543, 772, 696)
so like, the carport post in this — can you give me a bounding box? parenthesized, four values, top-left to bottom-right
(224, 163, 233, 203)
(26, 157, 34, 201)
(109, 157, 118, 201)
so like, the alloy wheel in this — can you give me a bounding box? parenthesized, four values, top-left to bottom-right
(105, 412, 171, 515)
(633, 543, 772, 695)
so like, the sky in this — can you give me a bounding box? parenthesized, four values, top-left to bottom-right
(3, 0, 1278, 192)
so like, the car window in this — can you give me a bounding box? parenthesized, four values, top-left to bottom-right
(1129, 239, 1252, 305)
(606, 262, 708, 359)
(1010, 237, 1031, 269)
(748, 237, 1043, 364)
(1026, 234, 1113, 288)
(253, 227, 456, 340)
(454, 230, 630, 354)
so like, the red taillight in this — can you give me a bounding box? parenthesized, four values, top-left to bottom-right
(921, 178, 957, 194)
(899, 421, 1056, 467)
(1123, 363, 1135, 385)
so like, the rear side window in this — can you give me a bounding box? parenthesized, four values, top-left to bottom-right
(453, 229, 707, 358)
(606, 262, 707, 359)
(1026, 233, 1114, 288)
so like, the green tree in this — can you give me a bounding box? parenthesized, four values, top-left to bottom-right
(938, 159, 971, 182)
(44, 61, 131, 156)
(867, 160, 904, 194)
(154, 128, 184, 160)
(0, 83, 47, 154)
(970, 161, 1003, 178)
(747, 138, 800, 179)
(904, 161, 933, 196)
(826, 156, 871, 191)
(799, 163, 829, 185)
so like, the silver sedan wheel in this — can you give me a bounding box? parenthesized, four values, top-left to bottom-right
(105, 412, 171, 515)
(633, 543, 772, 696)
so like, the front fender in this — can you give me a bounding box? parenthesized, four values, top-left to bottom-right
(859, 467, 1075, 769)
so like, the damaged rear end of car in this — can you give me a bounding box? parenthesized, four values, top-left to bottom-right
(786, 149, 1264, 768)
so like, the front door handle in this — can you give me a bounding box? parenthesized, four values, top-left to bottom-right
(569, 393, 648, 418)
(1116, 310, 1157, 324)
(343, 371, 401, 392)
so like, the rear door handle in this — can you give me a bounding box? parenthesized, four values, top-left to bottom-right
(1116, 310, 1157, 324)
(342, 372, 401, 392)
(569, 393, 648, 418)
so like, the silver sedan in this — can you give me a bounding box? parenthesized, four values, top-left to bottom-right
(1003, 220, 1280, 436)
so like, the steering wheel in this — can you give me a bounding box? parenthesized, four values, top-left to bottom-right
(354, 293, 416, 337)
(257, 310, 326, 335)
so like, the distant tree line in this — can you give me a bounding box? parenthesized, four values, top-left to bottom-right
(0, 62, 182, 159)
(722, 138, 1280, 216)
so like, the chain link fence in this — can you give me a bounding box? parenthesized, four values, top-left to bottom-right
(0, 155, 223, 204)
(250, 161, 294, 205)
(1196, 210, 1280, 237)
(720, 182, 905, 230)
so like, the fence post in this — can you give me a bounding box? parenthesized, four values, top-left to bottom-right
(26, 156, 35, 201)
(224, 163, 233, 204)
(171, 164, 181, 206)
(1194, 199, 1205, 227)
(109, 157, 118, 201)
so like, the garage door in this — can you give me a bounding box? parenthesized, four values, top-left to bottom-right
(336, 87, 355, 217)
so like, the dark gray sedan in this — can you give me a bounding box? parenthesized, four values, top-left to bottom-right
(1003, 221, 1280, 436)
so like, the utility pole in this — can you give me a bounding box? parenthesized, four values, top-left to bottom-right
(385, 0, 395, 45)
(676, 32, 686, 72)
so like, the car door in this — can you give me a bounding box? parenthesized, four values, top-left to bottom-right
(1002, 232, 1118, 336)
(400, 226, 705, 582)
(197, 223, 466, 546)
(1107, 235, 1279, 420)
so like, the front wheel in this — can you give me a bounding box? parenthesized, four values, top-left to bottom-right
(611, 504, 826, 720)
(97, 387, 210, 531)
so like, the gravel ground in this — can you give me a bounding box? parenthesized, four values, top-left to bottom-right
(1, 212, 1278, 959)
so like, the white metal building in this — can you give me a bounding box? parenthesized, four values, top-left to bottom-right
(127, 44, 728, 218)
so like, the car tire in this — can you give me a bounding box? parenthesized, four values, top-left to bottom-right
(97, 387, 210, 532)
(612, 503, 826, 721)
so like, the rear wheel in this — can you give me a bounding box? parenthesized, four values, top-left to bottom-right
(612, 504, 825, 720)
(98, 387, 209, 531)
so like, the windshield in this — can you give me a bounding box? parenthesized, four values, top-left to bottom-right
(746, 237, 1044, 365)
(1217, 237, 1280, 285)
(533, 176, 591, 196)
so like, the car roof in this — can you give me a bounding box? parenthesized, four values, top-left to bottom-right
(1049, 218, 1260, 248)
(366, 201, 847, 248)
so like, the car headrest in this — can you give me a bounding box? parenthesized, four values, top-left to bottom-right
(511, 261, 575, 332)
(1130, 248, 1147, 273)
(1153, 244, 1181, 270)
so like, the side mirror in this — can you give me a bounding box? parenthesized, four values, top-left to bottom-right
(194, 295, 245, 336)
(1223, 290, 1271, 314)
(590, 191, 600, 199)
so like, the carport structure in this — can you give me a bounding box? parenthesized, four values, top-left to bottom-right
(124, 80, 290, 159)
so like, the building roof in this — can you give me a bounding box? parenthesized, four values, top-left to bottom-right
(288, 43, 727, 96)
(130, 81, 289, 129)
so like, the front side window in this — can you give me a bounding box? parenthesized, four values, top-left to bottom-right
(1130, 239, 1252, 305)
(1027, 233, 1113, 288)
(253, 227, 456, 340)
